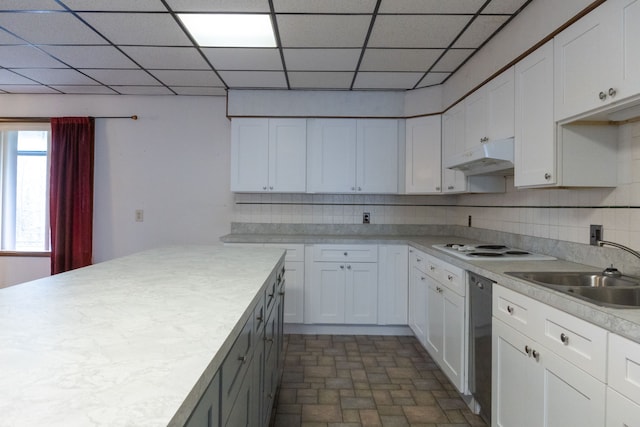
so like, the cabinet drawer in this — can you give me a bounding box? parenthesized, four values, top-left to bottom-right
(265, 243, 304, 262)
(221, 314, 254, 423)
(493, 284, 541, 339)
(409, 248, 428, 273)
(422, 254, 465, 296)
(608, 333, 640, 404)
(313, 244, 378, 262)
(537, 305, 607, 382)
(265, 265, 284, 315)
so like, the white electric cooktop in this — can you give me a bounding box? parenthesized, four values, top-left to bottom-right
(432, 243, 556, 261)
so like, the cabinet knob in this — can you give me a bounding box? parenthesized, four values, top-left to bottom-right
(238, 355, 247, 363)
(265, 337, 274, 343)
(436, 286, 443, 293)
(340, 265, 345, 269)
(269, 186, 273, 190)
(420, 276, 425, 281)
(544, 173, 551, 180)
(507, 305, 514, 315)
(448, 185, 454, 190)
(263, 186, 267, 190)
(430, 266, 435, 271)
(435, 186, 441, 191)
(351, 186, 356, 191)
(347, 265, 351, 270)
(357, 187, 362, 191)
(599, 91, 607, 101)
(532, 350, 540, 361)
(447, 275, 453, 281)
(560, 333, 569, 345)
(344, 252, 348, 256)
(524, 345, 532, 356)
(256, 315, 263, 322)
(279, 291, 285, 296)
(608, 87, 617, 97)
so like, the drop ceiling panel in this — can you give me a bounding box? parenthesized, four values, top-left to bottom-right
(453, 15, 510, 48)
(149, 70, 223, 86)
(78, 13, 192, 46)
(16, 68, 97, 85)
(283, 49, 360, 71)
(165, 0, 270, 12)
(59, 0, 167, 11)
(218, 71, 288, 88)
(288, 72, 353, 89)
(81, 69, 160, 86)
(277, 15, 371, 48)
(122, 47, 209, 70)
(274, 0, 377, 13)
(170, 86, 227, 96)
(416, 72, 450, 87)
(51, 85, 118, 94)
(0, 30, 24, 44)
(431, 49, 475, 72)
(110, 85, 173, 95)
(202, 48, 283, 71)
(0, 46, 65, 68)
(0, 84, 58, 93)
(369, 15, 471, 48)
(379, 0, 486, 14)
(360, 49, 444, 72)
(0, 12, 107, 44)
(0, 1, 63, 11)
(353, 72, 423, 89)
(0, 69, 39, 85)
(483, 0, 530, 14)
(40, 45, 137, 68)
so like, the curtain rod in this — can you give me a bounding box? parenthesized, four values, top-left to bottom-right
(0, 115, 138, 123)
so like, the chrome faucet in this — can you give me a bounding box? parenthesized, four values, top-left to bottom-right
(597, 240, 640, 277)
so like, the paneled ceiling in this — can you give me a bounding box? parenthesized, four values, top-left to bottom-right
(0, 0, 532, 96)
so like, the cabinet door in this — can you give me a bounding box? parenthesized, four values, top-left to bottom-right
(616, 0, 640, 98)
(282, 260, 304, 324)
(405, 116, 442, 194)
(377, 245, 409, 325)
(307, 119, 357, 193)
(441, 288, 465, 393)
(345, 262, 378, 324)
(424, 278, 444, 360)
(230, 118, 270, 192)
(606, 388, 640, 427)
(486, 67, 515, 141)
(356, 119, 399, 193)
(186, 371, 220, 427)
(554, 4, 613, 121)
(464, 88, 488, 150)
(442, 105, 467, 193)
(268, 119, 306, 192)
(309, 262, 345, 323)
(540, 344, 606, 427)
(514, 40, 556, 187)
(408, 266, 428, 345)
(492, 319, 540, 427)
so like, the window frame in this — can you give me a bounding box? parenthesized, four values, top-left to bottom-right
(0, 123, 51, 256)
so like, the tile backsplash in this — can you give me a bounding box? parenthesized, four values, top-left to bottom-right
(233, 122, 640, 249)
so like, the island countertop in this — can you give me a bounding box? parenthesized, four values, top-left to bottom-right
(0, 245, 285, 427)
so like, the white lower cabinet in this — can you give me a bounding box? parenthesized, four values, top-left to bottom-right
(377, 245, 409, 325)
(492, 284, 606, 427)
(306, 245, 379, 324)
(408, 247, 467, 393)
(607, 333, 640, 427)
(607, 388, 640, 427)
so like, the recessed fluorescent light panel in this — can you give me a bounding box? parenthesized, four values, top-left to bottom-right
(179, 14, 276, 47)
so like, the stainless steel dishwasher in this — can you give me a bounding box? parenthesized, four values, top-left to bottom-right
(468, 272, 494, 425)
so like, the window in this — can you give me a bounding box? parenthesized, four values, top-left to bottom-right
(0, 124, 51, 252)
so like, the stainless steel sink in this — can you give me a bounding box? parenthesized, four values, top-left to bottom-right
(506, 271, 640, 308)
(506, 271, 640, 288)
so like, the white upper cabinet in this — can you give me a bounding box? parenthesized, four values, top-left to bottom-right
(442, 104, 468, 193)
(515, 41, 556, 187)
(554, 0, 640, 122)
(231, 118, 306, 192)
(307, 119, 399, 194)
(405, 116, 442, 194)
(465, 67, 515, 148)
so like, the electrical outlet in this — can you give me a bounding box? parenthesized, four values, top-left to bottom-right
(468, 215, 472, 227)
(363, 212, 370, 224)
(590, 224, 602, 245)
(135, 209, 144, 222)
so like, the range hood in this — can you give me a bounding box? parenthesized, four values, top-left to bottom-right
(445, 137, 514, 175)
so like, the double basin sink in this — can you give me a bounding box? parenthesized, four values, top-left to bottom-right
(506, 271, 640, 308)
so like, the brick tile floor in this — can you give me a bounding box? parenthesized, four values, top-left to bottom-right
(271, 335, 487, 427)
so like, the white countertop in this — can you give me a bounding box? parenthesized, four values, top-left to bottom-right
(0, 245, 285, 427)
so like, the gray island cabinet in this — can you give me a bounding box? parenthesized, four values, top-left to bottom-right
(0, 245, 286, 427)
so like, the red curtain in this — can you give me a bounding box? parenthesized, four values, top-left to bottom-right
(49, 117, 95, 275)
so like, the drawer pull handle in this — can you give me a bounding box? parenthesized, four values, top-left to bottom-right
(560, 333, 569, 345)
(436, 286, 443, 293)
(265, 337, 274, 343)
(347, 265, 351, 270)
(238, 355, 247, 363)
(599, 91, 607, 101)
(279, 291, 285, 296)
(525, 345, 532, 356)
(430, 266, 435, 271)
(532, 350, 540, 361)
(507, 305, 514, 315)
(417, 258, 422, 262)
(256, 315, 263, 322)
(421, 276, 425, 281)
(344, 252, 348, 256)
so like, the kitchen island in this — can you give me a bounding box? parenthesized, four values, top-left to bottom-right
(0, 245, 285, 427)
